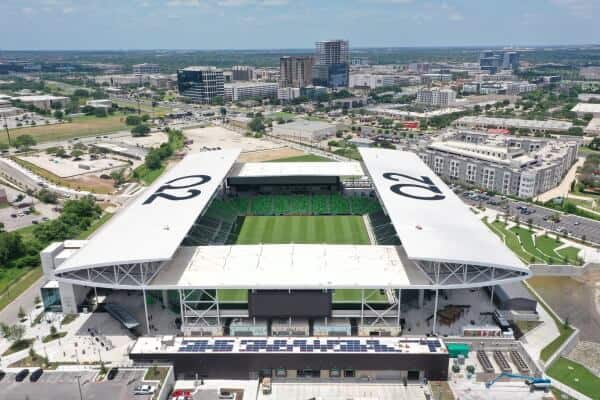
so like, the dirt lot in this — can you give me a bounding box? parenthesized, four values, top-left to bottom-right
(528, 276, 600, 342)
(184, 126, 280, 153)
(238, 147, 305, 162)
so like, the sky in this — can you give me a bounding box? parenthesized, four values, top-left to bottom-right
(0, 0, 599, 50)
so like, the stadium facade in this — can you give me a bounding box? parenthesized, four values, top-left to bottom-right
(40, 148, 530, 381)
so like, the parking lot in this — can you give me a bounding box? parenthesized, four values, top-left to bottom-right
(0, 369, 151, 400)
(460, 189, 600, 244)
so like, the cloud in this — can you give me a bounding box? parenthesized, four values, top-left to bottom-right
(167, 0, 201, 6)
(550, 0, 595, 18)
(217, 0, 288, 6)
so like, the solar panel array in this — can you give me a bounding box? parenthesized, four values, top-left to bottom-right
(177, 338, 443, 354)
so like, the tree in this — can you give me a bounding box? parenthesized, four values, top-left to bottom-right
(71, 149, 84, 158)
(248, 117, 265, 133)
(110, 168, 127, 186)
(144, 150, 162, 170)
(94, 108, 108, 118)
(38, 189, 58, 204)
(13, 134, 36, 149)
(125, 115, 142, 126)
(141, 114, 150, 122)
(50, 325, 57, 336)
(53, 110, 63, 120)
(131, 124, 151, 136)
(220, 107, 227, 122)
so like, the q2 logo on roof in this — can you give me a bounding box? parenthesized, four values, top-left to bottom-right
(143, 175, 211, 205)
(383, 173, 445, 201)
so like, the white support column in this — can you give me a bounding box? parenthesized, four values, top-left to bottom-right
(93, 286, 98, 309)
(432, 289, 439, 335)
(418, 289, 425, 309)
(179, 290, 185, 333)
(142, 288, 150, 335)
(397, 289, 402, 327)
(162, 290, 169, 308)
(360, 289, 365, 326)
(490, 285, 495, 308)
(215, 290, 221, 327)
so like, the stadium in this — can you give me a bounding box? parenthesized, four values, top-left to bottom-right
(40, 147, 531, 381)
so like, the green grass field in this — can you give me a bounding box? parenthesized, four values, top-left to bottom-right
(236, 215, 370, 245)
(3, 114, 127, 145)
(547, 357, 600, 399)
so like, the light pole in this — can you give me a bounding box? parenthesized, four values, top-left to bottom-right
(75, 375, 84, 400)
(3, 115, 11, 146)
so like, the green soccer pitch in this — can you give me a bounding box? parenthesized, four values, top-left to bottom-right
(235, 215, 371, 245)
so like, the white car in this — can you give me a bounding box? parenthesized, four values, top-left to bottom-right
(133, 385, 156, 395)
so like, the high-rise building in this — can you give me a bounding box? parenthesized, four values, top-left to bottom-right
(312, 40, 349, 88)
(132, 63, 160, 74)
(177, 66, 225, 104)
(480, 50, 519, 74)
(224, 82, 278, 102)
(315, 40, 349, 65)
(231, 66, 254, 81)
(279, 56, 313, 88)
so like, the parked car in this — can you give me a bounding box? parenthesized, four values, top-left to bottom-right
(0, 370, 5, 381)
(15, 369, 29, 382)
(107, 368, 118, 380)
(134, 385, 156, 395)
(29, 368, 43, 382)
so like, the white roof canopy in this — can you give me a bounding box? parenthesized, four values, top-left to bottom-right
(359, 148, 526, 273)
(58, 150, 240, 272)
(150, 244, 431, 289)
(232, 162, 365, 178)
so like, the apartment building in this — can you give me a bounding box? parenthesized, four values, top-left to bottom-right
(312, 40, 349, 88)
(419, 130, 580, 198)
(416, 88, 456, 107)
(232, 66, 254, 81)
(279, 56, 313, 88)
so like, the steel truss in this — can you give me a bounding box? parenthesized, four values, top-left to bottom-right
(414, 261, 528, 287)
(57, 262, 163, 288)
(179, 289, 220, 331)
(360, 289, 401, 327)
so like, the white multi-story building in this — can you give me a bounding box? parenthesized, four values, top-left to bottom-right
(416, 88, 456, 107)
(224, 82, 278, 102)
(132, 63, 160, 74)
(277, 87, 301, 102)
(420, 130, 580, 198)
(349, 73, 412, 89)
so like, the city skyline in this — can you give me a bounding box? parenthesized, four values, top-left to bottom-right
(0, 0, 599, 50)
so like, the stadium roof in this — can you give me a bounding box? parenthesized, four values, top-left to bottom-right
(231, 162, 365, 178)
(57, 150, 240, 272)
(359, 148, 526, 273)
(151, 244, 431, 289)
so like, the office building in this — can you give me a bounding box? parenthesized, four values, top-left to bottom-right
(177, 66, 225, 104)
(14, 95, 69, 111)
(312, 40, 349, 88)
(279, 56, 313, 88)
(132, 63, 160, 74)
(480, 50, 519, 74)
(231, 66, 254, 81)
(416, 88, 456, 107)
(408, 63, 430, 74)
(420, 130, 580, 198)
(224, 82, 278, 102)
(572, 103, 600, 118)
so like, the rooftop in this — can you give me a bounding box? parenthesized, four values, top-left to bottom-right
(274, 119, 335, 131)
(456, 116, 572, 131)
(231, 162, 364, 178)
(572, 103, 600, 114)
(150, 244, 429, 289)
